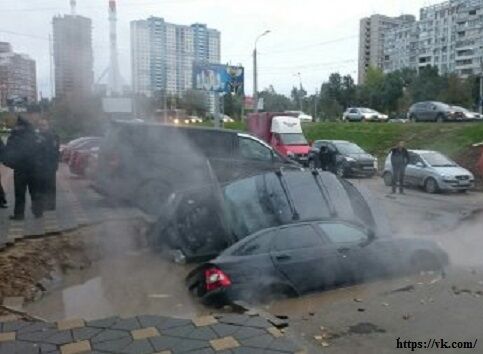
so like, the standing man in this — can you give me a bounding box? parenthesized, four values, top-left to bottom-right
(0, 138, 7, 208)
(390, 141, 410, 194)
(37, 118, 59, 211)
(3, 116, 43, 220)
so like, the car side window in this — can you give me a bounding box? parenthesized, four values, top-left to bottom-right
(233, 232, 273, 256)
(239, 137, 273, 162)
(272, 226, 322, 252)
(349, 108, 358, 114)
(318, 223, 367, 244)
(408, 152, 422, 165)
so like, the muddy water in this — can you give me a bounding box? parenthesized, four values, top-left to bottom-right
(25, 248, 209, 321)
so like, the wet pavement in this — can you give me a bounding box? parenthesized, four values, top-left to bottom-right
(0, 313, 304, 354)
(2, 167, 483, 353)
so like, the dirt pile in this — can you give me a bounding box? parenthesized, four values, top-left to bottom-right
(0, 234, 91, 303)
(456, 146, 482, 190)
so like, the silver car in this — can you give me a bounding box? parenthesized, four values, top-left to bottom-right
(382, 150, 474, 193)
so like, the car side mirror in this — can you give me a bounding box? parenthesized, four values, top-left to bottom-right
(360, 229, 376, 247)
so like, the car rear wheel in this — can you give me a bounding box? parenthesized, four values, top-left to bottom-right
(383, 172, 393, 186)
(424, 178, 439, 194)
(436, 114, 444, 123)
(409, 114, 417, 122)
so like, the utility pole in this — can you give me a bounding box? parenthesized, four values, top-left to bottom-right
(314, 88, 318, 122)
(480, 58, 483, 114)
(253, 30, 270, 113)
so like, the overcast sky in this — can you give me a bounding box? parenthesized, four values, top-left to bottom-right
(0, 0, 437, 98)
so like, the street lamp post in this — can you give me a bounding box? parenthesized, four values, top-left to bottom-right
(294, 72, 303, 112)
(253, 30, 270, 113)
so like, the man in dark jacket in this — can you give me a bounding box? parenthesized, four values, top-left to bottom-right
(3, 116, 43, 219)
(318, 145, 337, 174)
(37, 118, 60, 211)
(390, 141, 410, 194)
(0, 138, 7, 208)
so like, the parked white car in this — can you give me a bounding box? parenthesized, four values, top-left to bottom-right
(343, 108, 388, 122)
(382, 150, 475, 193)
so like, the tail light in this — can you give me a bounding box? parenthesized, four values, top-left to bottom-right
(205, 267, 231, 292)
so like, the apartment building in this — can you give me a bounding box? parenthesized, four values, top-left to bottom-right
(383, 0, 483, 77)
(131, 17, 221, 97)
(0, 42, 37, 108)
(358, 14, 415, 84)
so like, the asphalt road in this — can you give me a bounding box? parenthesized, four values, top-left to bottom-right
(264, 177, 483, 353)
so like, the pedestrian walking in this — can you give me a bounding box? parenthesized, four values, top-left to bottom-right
(318, 145, 337, 174)
(390, 141, 410, 194)
(3, 116, 43, 220)
(0, 138, 7, 208)
(37, 118, 59, 211)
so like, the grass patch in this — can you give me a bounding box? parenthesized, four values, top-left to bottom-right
(303, 122, 483, 160)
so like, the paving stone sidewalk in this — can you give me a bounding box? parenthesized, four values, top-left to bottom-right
(0, 313, 305, 354)
(0, 165, 148, 249)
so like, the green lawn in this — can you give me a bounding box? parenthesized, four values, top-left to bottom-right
(303, 122, 483, 160)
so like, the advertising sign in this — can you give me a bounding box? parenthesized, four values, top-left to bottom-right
(194, 64, 244, 94)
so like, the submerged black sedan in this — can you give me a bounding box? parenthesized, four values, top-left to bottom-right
(186, 220, 449, 305)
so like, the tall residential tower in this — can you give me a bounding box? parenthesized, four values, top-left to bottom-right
(130, 17, 221, 97)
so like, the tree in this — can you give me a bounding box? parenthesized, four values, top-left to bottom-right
(438, 74, 473, 107)
(182, 89, 209, 116)
(223, 93, 243, 119)
(49, 95, 104, 141)
(258, 86, 294, 112)
(291, 86, 307, 111)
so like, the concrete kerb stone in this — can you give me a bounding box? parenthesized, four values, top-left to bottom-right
(192, 316, 219, 327)
(210, 336, 240, 351)
(57, 319, 85, 331)
(60, 340, 91, 354)
(0, 332, 15, 342)
(131, 327, 160, 340)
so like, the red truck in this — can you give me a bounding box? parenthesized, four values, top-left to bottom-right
(247, 112, 310, 165)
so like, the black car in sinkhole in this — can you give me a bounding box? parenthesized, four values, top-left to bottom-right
(186, 218, 449, 305)
(148, 168, 392, 262)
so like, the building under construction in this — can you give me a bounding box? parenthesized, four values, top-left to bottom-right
(52, 2, 94, 99)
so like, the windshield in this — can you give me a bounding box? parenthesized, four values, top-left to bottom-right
(335, 142, 365, 154)
(360, 108, 377, 113)
(421, 152, 457, 167)
(279, 133, 308, 145)
(452, 106, 468, 112)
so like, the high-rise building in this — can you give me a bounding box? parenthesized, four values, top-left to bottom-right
(358, 14, 415, 84)
(0, 42, 37, 108)
(131, 17, 221, 97)
(52, 14, 94, 98)
(383, 0, 483, 78)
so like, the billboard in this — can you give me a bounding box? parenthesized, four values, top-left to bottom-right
(194, 64, 244, 94)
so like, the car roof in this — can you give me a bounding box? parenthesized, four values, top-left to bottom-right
(315, 140, 350, 144)
(111, 119, 240, 135)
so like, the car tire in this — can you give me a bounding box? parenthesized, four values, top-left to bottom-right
(436, 114, 444, 123)
(383, 172, 393, 186)
(424, 177, 439, 194)
(458, 189, 468, 194)
(409, 114, 417, 122)
(411, 251, 442, 273)
(308, 159, 316, 169)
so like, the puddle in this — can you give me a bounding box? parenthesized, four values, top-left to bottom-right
(25, 248, 209, 321)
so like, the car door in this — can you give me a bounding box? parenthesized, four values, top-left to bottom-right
(347, 108, 359, 121)
(270, 224, 341, 294)
(309, 141, 322, 167)
(409, 152, 427, 186)
(234, 136, 283, 179)
(317, 222, 376, 284)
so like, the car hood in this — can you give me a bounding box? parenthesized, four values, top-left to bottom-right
(346, 153, 375, 161)
(430, 166, 472, 177)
